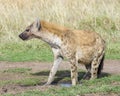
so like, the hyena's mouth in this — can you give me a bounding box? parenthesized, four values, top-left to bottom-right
(19, 33, 29, 40)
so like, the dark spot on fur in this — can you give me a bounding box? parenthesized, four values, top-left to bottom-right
(95, 68, 97, 70)
(93, 63, 97, 66)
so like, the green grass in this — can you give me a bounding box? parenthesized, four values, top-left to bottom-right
(0, 78, 41, 87)
(106, 42, 120, 59)
(2, 75, 120, 96)
(3, 68, 32, 73)
(0, 41, 120, 62)
(15, 78, 41, 86)
(0, 80, 12, 87)
(0, 41, 53, 62)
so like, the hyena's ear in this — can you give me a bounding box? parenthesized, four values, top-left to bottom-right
(34, 18, 41, 31)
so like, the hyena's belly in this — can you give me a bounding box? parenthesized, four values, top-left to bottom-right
(76, 46, 96, 65)
(78, 56, 93, 65)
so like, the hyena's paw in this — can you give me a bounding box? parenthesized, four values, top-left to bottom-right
(90, 76, 97, 80)
(42, 82, 51, 86)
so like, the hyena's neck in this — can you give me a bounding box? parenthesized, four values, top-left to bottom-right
(38, 31, 62, 48)
(40, 20, 69, 37)
(37, 20, 69, 48)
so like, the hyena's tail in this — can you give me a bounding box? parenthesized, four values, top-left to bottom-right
(97, 54, 105, 75)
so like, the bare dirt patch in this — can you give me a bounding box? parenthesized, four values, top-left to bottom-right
(0, 60, 120, 74)
(1, 84, 58, 95)
(0, 60, 120, 95)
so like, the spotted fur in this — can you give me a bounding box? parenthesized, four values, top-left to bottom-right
(19, 19, 106, 85)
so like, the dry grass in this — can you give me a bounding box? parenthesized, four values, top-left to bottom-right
(0, 0, 120, 60)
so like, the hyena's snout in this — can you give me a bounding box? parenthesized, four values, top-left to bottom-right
(19, 32, 30, 40)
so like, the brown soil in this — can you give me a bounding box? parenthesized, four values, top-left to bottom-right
(0, 60, 120, 74)
(0, 60, 120, 95)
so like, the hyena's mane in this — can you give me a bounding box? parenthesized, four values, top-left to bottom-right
(40, 20, 70, 37)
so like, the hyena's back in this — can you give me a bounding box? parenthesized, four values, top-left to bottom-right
(66, 30, 105, 65)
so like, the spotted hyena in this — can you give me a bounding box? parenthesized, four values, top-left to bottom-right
(19, 19, 105, 85)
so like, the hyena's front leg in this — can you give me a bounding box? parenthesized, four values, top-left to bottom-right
(70, 58, 78, 85)
(45, 48, 63, 85)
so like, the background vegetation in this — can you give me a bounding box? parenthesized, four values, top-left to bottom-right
(0, 0, 120, 61)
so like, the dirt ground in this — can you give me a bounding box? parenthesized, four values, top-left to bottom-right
(0, 60, 120, 95)
(0, 60, 120, 74)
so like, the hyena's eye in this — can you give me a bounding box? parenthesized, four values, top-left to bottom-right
(26, 29, 29, 32)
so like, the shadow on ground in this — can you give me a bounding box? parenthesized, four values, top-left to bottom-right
(31, 70, 110, 84)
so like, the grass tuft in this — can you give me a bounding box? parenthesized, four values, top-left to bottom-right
(3, 68, 32, 73)
(16, 78, 40, 86)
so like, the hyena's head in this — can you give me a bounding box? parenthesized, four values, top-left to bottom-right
(19, 19, 41, 40)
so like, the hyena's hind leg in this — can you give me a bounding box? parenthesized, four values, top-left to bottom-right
(91, 50, 105, 79)
(83, 64, 91, 80)
(97, 54, 105, 77)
